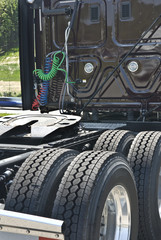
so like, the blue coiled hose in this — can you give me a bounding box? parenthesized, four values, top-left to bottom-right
(39, 57, 52, 106)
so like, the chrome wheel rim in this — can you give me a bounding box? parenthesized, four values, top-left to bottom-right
(99, 185, 131, 240)
(158, 169, 161, 218)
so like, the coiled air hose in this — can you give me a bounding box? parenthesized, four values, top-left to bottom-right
(32, 51, 67, 110)
(33, 51, 64, 81)
(40, 56, 52, 106)
(32, 56, 52, 109)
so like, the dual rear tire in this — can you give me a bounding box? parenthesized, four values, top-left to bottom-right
(94, 129, 161, 239)
(5, 130, 139, 240)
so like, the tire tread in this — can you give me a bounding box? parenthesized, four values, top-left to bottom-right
(5, 148, 78, 216)
(128, 131, 161, 240)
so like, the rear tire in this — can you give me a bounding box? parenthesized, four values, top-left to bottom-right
(94, 130, 135, 156)
(52, 151, 138, 240)
(128, 131, 161, 240)
(5, 148, 78, 217)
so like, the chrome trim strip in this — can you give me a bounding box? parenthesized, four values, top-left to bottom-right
(0, 210, 64, 240)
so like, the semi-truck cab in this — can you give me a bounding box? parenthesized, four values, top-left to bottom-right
(1, 0, 161, 239)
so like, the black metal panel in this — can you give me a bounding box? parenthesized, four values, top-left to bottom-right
(125, 121, 161, 132)
(18, 0, 35, 110)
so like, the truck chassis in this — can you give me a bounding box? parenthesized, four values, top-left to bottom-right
(1, 0, 161, 239)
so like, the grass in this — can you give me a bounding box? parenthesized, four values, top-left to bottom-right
(0, 48, 19, 61)
(0, 48, 20, 82)
(0, 48, 21, 96)
(0, 64, 20, 81)
(0, 113, 15, 117)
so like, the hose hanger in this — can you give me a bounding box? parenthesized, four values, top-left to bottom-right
(41, 0, 73, 16)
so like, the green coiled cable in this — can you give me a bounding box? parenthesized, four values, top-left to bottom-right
(33, 51, 66, 81)
(33, 51, 75, 83)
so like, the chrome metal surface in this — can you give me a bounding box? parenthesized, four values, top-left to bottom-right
(84, 63, 94, 74)
(0, 232, 37, 240)
(27, 0, 35, 3)
(127, 61, 139, 73)
(99, 185, 131, 240)
(158, 169, 161, 218)
(0, 210, 64, 240)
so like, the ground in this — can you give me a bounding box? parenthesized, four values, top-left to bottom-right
(0, 80, 21, 95)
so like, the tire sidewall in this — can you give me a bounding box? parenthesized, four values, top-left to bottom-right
(119, 134, 135, 156)
(146, 141, 161, 238)
(84, 157, 138, 240)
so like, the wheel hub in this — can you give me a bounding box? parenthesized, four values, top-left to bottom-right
(158, 169, 161, 218)
(99, 185, 131, 240)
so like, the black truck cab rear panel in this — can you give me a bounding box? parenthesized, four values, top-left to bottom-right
(20, 0, 161, 121)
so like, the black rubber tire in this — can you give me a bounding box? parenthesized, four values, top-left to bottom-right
(94, 130, 135, 156)
(5, 148, 78, 217)
(127, 131, 161, 240)
(52, 151, 138, 240)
